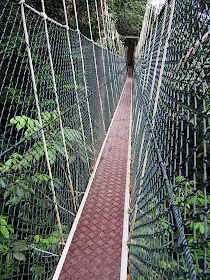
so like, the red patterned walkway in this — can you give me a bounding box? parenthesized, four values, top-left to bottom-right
(56, 69, 132, 280)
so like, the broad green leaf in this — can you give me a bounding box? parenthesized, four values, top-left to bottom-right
(0, 178, 6, 188)
(12, 241, 29, 251)
(34, 235, 41, 243)
(14, 153, 33, 169)
(25, 118, 40, 136)
(0, 159, 12, 172)
(13, 252, 26, 261)
(0, 226, 10, 239)
(188, 197, 194, 204)
(12, 153, 23, 160)
(52, 142, 65, 157)
(28, 141, 44, 163)
(5, 196, 21, 206)
(0, 216, 7, 226)
(33, 173, 50, 183)
(48, 148, 57, 164)
(17, 180, 30, 190)
(10, 115, 27, 126)
(64, 128, 83, 143)
(10, 116, 27, 130)
(7, 225, 14, 234)
(54, 178, 62, 188)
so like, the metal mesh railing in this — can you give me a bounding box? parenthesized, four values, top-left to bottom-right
(0, 1, 126, 279)
(130, 0, 209, 279)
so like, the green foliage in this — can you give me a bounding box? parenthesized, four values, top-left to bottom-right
(8, 112, 92, 166)
(24, 0, 147, 41)
(131, 176, 210, 276)
(0, 216, 14, 239)
(66, 0, 103, 41)
(26, 0, 64, 23)
(1, 111, 92, 205)
(10, 115, 40, 137)
(112, 0, 147, 36)
(33, 226, 68, 252)
(0, 217, 29, 278)
(173, 176, 210, 271)
(0, 110, 93, 278)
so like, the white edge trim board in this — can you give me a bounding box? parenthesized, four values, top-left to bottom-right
(120, 73, 132, 280)
(53, 74, 128, 280)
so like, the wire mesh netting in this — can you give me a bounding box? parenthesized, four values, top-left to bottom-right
(130, 0, 209, 279)
(0, 1, 127, 279)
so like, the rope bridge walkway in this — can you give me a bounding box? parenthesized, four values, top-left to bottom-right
(54, 68, 132, 280)
(0, 0, 209, 279)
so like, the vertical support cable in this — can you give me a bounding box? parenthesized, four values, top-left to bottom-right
(85, 0, 111, 123)
(130, 11, 157, 206)
(94, 0, 102, 46)
(130, 6, 160, 232)
(141, 3, 153, 59)
(148, 2, 168, 111)
(20, 0, 65, 244)
(104, 5, 112, 52)
(145, 15, 159, 88)
(66, 0, 93, 175)
(40, 0, 77, 216)
(135, 2, 152, 61)
(108, 14, 119, 102)
(94, 0, 115, 116)
(152, 0, 176, 127)
(130, 0, 174, 237)
(100, 0, 108, 49)
(132, 17, 153, 135)
(72, 0, 106, 136)
(100, 0, 117, 108)
(116, 31, 123, 56)
(111, 20, 117, 54)
(62, 0, 96, 167)
(104, 4, 118, 82)
(131, 109, 143, 170)
(135, 1, 151, 58)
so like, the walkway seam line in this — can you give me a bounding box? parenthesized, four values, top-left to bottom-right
(120, 73, 132, 280)
(52, 76, 128, 280)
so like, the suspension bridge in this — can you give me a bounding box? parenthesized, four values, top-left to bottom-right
(0, 0, 209, 280)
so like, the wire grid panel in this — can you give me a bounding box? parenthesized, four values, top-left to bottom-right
(130, 0, 209, 279)
(0, 1, 127, 279)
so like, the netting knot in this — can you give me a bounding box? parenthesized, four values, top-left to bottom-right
(65, 25, 69, 31)
(40, 12, 47, 20)
(18, 0, 25, 4)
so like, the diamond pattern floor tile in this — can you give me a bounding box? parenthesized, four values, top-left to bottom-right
(58, 69, 132, 280)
